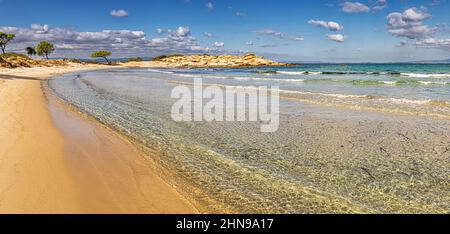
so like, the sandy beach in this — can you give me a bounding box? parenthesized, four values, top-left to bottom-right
(2, 0, 450, 221)
(0, 64, 197, 214)
(0, 54, 285, 214)
(1, 60, 449, 214)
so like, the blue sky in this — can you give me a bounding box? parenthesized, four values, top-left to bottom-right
(0, 0, 449, 62)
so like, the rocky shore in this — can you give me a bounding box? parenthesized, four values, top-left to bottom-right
(1, 53, 291, 69)
(131, 53, 292, 68)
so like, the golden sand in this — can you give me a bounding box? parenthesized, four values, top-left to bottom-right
(0, 64, 197, 214)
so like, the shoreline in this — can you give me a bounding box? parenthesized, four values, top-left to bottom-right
(48, 67, 449, 213)
(1, 63, 449, 213)
(45, 78, 227, 214)
(0, 64, 198, 214)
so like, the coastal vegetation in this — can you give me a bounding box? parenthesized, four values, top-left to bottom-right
(36, 41, 55, 60)
(0, 52, 28, 59)
(1, 51, 289, 69)
(152, 54, 184, 61)
(0, 30, 287, 69)
(0, 32, 15, 54)
(0, 52, 68, 68)
(25, 47, 37, 58)
(0, 32, 56, 60)
(91, 50, 112, 64)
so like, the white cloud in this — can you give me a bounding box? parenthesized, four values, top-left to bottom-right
(259, 42, 291, 48)
(402, 8, 431, 21)
(246, 41, 254, 46)
(308, 20, 344, 31)
(396, 40, 408, 47)
(253, 29, 305, 42)
(341, 2, 370, 13)
(30, 24, 49, 33)
(386, 7, 436, 39)
(213, 42, 225, 47)
(175, 26, 190, 37)
(415, 38, 450, 47)
(253, 29, 285, 38)
(0, 24, 216, 57)
(327, 34, 346, 42)
(110, 9, 128, 17)
(429, 0, 442, 6)
(204, 32, 214, 38)
(372, 0, 388, 11)
(236, 12, 247, 17)
(206, 2, 213, 10)
(55, 44, 79, 50)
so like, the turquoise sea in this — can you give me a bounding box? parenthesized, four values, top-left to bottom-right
(48, 64, 450, 213)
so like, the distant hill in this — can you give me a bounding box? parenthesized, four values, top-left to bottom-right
(409, 58, 450, 64)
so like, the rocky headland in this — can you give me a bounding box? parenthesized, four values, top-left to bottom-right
(130, 53, 292, 68)
(1, 53, 291, 70)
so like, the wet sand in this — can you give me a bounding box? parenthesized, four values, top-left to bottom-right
(0, 65, 197, 213)
(2, 64, 448, 213)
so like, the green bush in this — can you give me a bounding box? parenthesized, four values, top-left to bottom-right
(91, 50, 112, 64)
(0, 52, 30, 59)
(0, 32, 15, 54)
(152, 54, 184, 61)
(36, 41, 55, 60)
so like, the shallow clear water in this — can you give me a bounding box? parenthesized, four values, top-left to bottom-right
(48, 66, 450, 213)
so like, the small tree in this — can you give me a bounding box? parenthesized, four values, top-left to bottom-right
(25, 47, 36, 58)
(91, 51, 112, 64)
(36, 41, 55, 59)
(0, 32, 15, 54)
